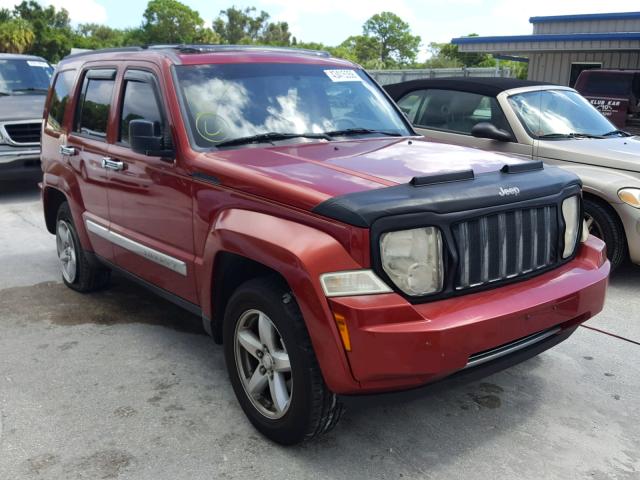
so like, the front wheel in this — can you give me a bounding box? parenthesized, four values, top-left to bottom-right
(583, 198, 627, 270)
(223, 277, 343, 445)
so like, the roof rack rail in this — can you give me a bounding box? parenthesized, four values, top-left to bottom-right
(62, 44, 331, 61)
(150, 44, 332, 57)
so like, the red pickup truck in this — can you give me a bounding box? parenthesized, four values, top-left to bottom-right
(41, 45, 609, 445)
(575, 69, 640, 135)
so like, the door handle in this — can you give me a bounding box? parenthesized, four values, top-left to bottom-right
(101, 157, 125, 171)
(59, 145, 77, 156)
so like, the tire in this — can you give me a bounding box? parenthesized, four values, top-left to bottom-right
(223, 277, 343, 445)
(56, 202, 111, 292)
(584, 198, 627, 270)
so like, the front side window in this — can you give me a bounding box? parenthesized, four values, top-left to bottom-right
(47, 70, 76, 131)
(120, 80, 163, 144)
(174, 63, 411, 148)
(508, 89, 617, 139)
(413, 89, 510, 134)
(75, 74, 115, 140)
(397, 90, 427, 122)
(0, 58, 53, 95)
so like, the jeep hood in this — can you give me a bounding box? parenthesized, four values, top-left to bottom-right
(0, 93, 46, 121)
(539, 136, 640, 173)
(203, 138, 546, 209)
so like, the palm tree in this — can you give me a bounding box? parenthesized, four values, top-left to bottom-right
(0, 19, 35, 53)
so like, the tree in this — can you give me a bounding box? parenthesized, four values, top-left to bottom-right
(12, 0, 74, 61)
(213, 6, 292, 46)
(0, 18, 35, 53)
(73, 24, 128, 50)
(336, 35, 382, 68)
(362, 12, 420, 67)
(427, 35, 492, 68)
(141, 0, 219, 44)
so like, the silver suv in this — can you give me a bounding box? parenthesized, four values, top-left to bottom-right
(0, 53, 53, 180)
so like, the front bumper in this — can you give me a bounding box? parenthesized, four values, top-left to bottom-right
(0, 146, 41, 180)
(328, 235, 609, 394)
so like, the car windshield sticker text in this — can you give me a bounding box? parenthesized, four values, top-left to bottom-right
(499, 186, 520, 197)
(324, 70, 361, 82)
(27, 60, 50, 68)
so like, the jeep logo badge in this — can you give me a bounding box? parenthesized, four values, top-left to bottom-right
(499, 186, 520, 197)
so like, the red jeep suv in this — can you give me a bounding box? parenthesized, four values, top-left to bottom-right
(41, 45, 609, 445)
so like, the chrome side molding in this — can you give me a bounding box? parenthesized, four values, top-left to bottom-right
(85, 219, 187, 276)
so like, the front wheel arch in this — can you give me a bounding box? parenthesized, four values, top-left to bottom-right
(582, 193, 628, 269)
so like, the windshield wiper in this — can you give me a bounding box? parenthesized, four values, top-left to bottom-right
(0, 91, 10, 96)
(603, 129, 631, 137)
(324, 128, 403, 137)
(214, 132, 330, 148)
(12, 87, 49, 94)
(539, 132, 605, 139)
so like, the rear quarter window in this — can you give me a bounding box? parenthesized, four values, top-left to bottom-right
(47, 70, 76, 131)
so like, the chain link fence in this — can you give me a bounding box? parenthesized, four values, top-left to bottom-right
(368, 67, 513, 85)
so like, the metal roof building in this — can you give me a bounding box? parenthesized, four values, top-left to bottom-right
(451, 12, 640, 86)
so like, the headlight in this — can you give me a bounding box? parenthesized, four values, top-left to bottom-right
(562, 195, 580, 258)
(618, 188, 640, 208)
(380, 227, 444, 296)
(320, 270, 391, 297)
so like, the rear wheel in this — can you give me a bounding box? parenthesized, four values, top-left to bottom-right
(583, 198, 627, 270)
(56, 202, 110, 292)
(223, 277, 343, 445)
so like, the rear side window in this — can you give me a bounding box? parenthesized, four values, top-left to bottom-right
(414, 89, 511, 135)
(119, 80, 163, 144)
(74, 70, 116, 140)
(47, 70, 76, 131)
(583, 74, 632, 96)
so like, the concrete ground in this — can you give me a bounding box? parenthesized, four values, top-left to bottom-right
(0, 180, 638, 480)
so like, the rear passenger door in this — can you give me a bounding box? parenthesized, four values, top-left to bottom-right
(106, 67, 198, 304)
(398, 88, 533, 158)
(65, 68, 117, 262)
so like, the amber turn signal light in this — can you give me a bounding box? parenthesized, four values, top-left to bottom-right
(333, 312, 352, 352)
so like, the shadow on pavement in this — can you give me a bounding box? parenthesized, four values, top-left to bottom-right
(0, 179, 41, 204)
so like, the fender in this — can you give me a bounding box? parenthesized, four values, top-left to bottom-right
(42, 162, 92, 249)
(557, 162, 640, 205)
(197, 208, 364, 393)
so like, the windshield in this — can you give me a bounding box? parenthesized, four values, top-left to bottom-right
(0, 58, 53, 95)
(508, 89, 616, 139)
(174, 63, 411, 148)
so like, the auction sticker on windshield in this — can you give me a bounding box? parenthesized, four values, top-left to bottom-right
(27, 61, 50, 68)
(324, 70, 361, 82)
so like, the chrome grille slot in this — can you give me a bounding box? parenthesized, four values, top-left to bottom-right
(453, 206, 558, 290)
(3, 122, 41, 144)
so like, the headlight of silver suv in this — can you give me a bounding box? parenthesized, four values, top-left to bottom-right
(562, 195, 581, 258)
(380, 227, 444, 296)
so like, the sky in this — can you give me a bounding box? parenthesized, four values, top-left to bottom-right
(2, 0, 639, 59)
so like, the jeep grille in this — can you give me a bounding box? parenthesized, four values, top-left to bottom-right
(453, 205, 559, 290)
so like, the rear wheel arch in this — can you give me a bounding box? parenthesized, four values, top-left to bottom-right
(44, 187, 69, 234)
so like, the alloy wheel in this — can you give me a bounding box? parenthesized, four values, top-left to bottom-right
(56, 220, 77, 283)
(234, 309, 292, 419)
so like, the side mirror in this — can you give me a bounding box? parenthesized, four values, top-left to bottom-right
(471, 122, 514, 142)
(129, 119, 174, 158)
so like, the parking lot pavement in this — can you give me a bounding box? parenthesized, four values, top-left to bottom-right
(0, 182, 639, 480)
